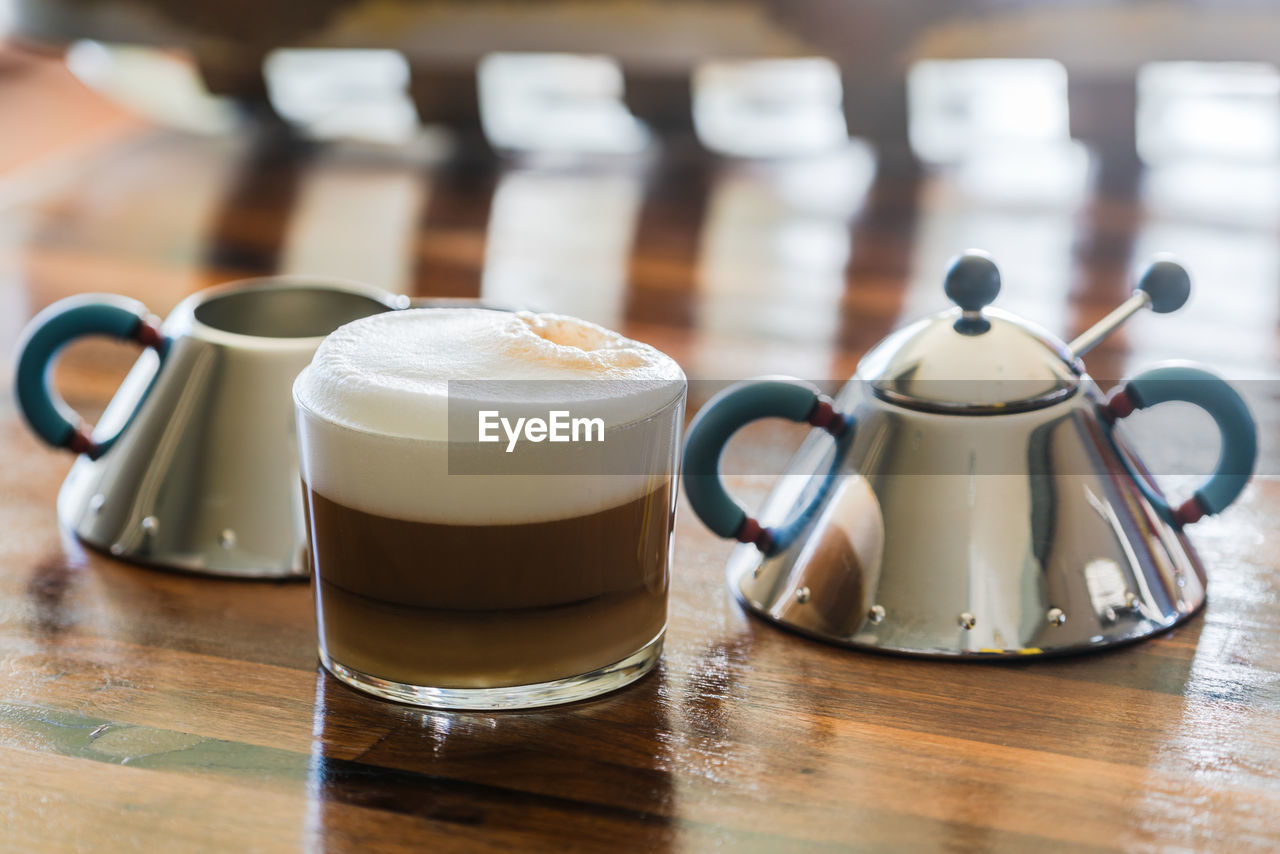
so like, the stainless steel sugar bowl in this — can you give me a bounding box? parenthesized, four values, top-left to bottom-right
(14, 277, 408, 578)
(683, 252, 1257, 657)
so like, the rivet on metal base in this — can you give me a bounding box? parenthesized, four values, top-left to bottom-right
(218, 529, 237, 550)
(958, 612, 977, 630)
(140, 516, 159, 536)
(89, 494, 106, 514)
(794, 586, 811, 604)
(1047, 607, 1067, 626)
(867, 604, 886, 624)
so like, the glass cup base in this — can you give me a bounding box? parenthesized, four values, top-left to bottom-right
(319, 632, 664, 710)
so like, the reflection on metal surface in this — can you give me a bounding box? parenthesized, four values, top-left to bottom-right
(1083, 556, 1129, 617)
(764, 474, 882, 638)
(859, 306, 1080, 412)
(57, 278, 405, 578)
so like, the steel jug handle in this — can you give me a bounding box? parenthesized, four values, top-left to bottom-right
(14, 295, 168, 459)
(682, 378, 854, 555)
(1103, 364, 1256, 527)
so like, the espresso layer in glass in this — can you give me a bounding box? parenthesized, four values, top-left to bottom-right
(304, 483, 672, 688)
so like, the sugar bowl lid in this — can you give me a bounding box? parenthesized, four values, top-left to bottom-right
(857, 252, 1083, 413)
(858, 252, 1192, 413)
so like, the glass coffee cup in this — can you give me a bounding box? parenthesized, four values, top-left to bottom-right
(293, 308, 686, 709)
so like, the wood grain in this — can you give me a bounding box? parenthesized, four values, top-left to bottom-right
(1, 53, 1278, 853)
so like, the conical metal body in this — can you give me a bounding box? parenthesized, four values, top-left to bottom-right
(57, 278, 406, 578)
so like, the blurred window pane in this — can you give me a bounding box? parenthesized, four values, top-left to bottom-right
(265, 49, 418, 145)
(694, 58, 847, 159)
(908, 59, 1070, 163)
(1137, 62, 1280, 164)
(479, 53, 647, 155)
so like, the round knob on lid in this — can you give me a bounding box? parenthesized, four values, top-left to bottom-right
(1138, 257, 1191, 314)
(944, 251, 1001, 334)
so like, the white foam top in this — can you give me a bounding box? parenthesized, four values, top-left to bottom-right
(293, 308, 686, 523)
(295, 308, 684, 439)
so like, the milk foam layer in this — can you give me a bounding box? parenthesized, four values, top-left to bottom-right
(296, 309, 684, 438)
(294, 308, 686, 524)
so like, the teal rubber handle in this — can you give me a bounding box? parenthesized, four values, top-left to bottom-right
(14, 295, 168, 459)
(1106, 364, 1257, 527)
(682, 379, 853, 555)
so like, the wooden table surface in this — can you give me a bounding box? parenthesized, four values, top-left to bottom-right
(2, 53, 1279, 853)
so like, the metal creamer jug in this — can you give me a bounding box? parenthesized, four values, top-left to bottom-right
(15, 277, 407, 577)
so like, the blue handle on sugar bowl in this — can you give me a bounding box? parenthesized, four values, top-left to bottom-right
(1103, 364, 1257, 527)
(682, 379, 854, 556)
(14, 295, 169, 459)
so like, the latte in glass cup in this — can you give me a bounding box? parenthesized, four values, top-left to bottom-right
(294, 308, 686, 709)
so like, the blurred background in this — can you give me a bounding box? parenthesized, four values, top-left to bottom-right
(0, 0, 1277, 418)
